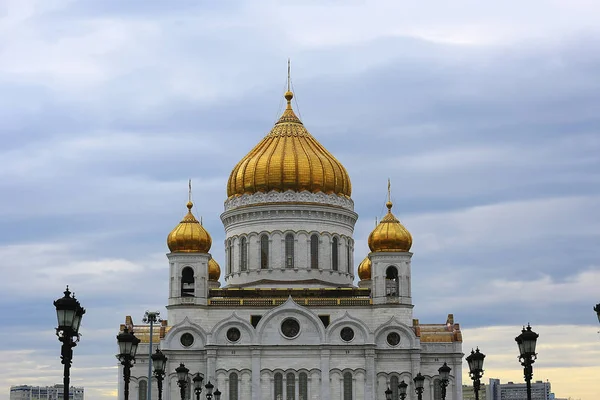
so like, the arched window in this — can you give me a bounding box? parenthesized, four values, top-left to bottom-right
(385, 266, 399, 297)
(433, 378, 442, 400)
(332, 237, 339, 271)
(227, 239, 233, 274)
(138, 380, 147, 400)
(310, 235, 319, 269)
(343, 372, 353, 400)
(261, 235, 269, 269)
(285, 234, 294, 268)
(274, 373, 283, 400)
(299, 372, 308, 400)
(240, 237, 248, 271)
(390, 376, 399, 400)
(346, 239, 351, 273)
(229, 373, 239, 400)
(286, 373, 295, 400)
(181, 267, 194, 297)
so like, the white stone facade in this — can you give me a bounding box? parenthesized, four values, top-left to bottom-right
(119, 148, 463, 400)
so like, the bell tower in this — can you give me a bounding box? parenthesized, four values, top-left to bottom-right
(367, 181, 413, 307)
(166, 182, 215, 306)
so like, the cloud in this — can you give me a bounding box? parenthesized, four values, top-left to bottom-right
(1, 1, 600, 399)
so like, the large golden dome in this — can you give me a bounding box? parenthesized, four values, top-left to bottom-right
(208, 257, 221, 281)
(368, 200, 412, 252)
(167, 201, 212, 253)
(227, 90, 352, 198)
(357, 256, 371, 280)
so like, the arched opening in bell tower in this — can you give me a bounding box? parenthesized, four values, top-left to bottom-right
(385, 266, 399, 297)
(181, 267, 195, 297)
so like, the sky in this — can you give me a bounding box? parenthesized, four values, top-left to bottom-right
(0, 0, 599, 399)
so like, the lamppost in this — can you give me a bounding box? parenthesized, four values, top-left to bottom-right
(438, 362, 451, 400)
(515, 324, 539, 400)
(176, 363, 189, 400)
(193, 373, 204, 400)
(466, 347, 485, 400)
(143, 311, 161, 400)
(413, 373, 425, 400)
(116, 327, 141, 400)
(54, 287, 86, 400)
(384, 387, 392, 400)
(151, 348, 167, 400)
(204, 381, 214, 400)
(398, 380, 408, 400)
(213, 388, 221, 400)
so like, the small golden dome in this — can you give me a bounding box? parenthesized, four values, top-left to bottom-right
(167, 201, 212, 253)
(208, 258, 221, 281)
(357, 256, 371, 280)
(227, 88, 352, 198)
(368, 200, 412, 252)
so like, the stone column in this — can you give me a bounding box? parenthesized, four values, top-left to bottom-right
(252, 348, 261, 400)
(365, 348, 375, 400)
(206, 348, 217, 383)
(320, 349, 330, 400)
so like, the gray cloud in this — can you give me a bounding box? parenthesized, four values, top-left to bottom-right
(1, 1, 600, 399)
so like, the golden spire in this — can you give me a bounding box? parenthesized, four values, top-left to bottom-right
(285, 58, 294, 107)
(188, 179, 192, 203)
(386, 178, 393, 211)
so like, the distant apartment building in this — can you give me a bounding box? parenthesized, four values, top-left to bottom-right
(9, 384, 84, 400)
(486, 378, 552, 400)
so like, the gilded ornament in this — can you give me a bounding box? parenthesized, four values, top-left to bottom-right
(167, 201, 212, 253)
(227, 88, 352, 198)
(357, 256, 372, 280)
(208, 257, 221, 281)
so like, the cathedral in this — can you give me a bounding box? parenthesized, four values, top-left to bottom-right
(118, 74, 464, 400)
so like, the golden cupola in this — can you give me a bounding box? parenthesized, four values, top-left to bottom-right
(208, 257, 221, 281)
(357, 256, 372, 280)
(167, 201, 212, 253)
(368, 188, 412, 252)
(227, 73, 351, 198)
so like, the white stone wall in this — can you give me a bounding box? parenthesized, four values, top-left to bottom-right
(127, 298, 464, 400)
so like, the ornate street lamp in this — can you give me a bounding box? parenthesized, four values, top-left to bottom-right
(384, 387, 392, 400)
(213, 388, 221, 400)
(143, 311, 161, 400)
(204, 381, 214, 400)
(466, 347, 485, 400)
(594, 303, 600, 325)
(116, 327, 141, 400)
(193, 373, 204, 400)
(398, 380, 408, 400)
(151, 348, 167, 400)
(413, 373, 425, 400)
(438, 362, 451, 400)
(176, 363, 190, 400)
(54, 286, 85, 400)
(515, 324, 539, 400)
